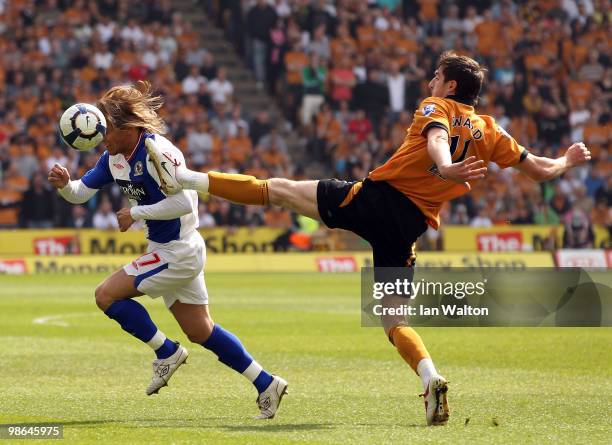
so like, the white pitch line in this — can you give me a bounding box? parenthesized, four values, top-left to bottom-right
(33, 312, 96, 327)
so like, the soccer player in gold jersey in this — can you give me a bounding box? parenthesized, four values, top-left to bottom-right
(147, 52, 591, 426)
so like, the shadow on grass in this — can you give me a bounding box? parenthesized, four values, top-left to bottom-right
(60, 419, 335, 432)
(352, 422, 426, 429)
(222, 423, 335, 433)
(60, 418, 224, 428)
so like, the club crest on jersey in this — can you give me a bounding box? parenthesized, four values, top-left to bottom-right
(422, 104, 436, 117)
(134, 161, 144, 176)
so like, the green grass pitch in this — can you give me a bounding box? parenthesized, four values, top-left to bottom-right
(1, 273, 611, 444)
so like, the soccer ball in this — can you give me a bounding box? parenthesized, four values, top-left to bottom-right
(58, 103, 107, 151)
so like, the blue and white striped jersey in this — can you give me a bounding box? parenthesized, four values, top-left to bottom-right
(81, 132, 198, 243)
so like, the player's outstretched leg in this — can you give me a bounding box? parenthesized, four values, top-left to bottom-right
(387, 324, 450, 426)
(175, 169, 321, 220)
(170, 302, 288, 419)
(95, 269, 188, 395)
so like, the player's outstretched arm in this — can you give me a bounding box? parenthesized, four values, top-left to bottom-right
(514, 142, 591, 182)
(48, 163, 97, 204)
(116, 191, 195, 232)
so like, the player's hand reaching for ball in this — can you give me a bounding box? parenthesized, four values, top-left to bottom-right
(48, 163, 70, 189)
(565, 142, 591, 167)
(438, 156, 487, 183)
(117, 207, 135, 232)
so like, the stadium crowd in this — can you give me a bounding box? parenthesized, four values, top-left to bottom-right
(0, 0, 294, 231)
(0, 0, 609, 250)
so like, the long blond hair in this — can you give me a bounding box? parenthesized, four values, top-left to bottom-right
(97, 80, 166, 134)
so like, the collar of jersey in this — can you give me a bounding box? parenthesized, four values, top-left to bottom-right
(446, 95, 476, 108)
(125, 130, 145, 162)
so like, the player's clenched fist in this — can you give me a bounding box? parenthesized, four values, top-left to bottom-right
(117, 207, 135, 232)
(565, 142, 591, 167)
(48, 163, 70, 189)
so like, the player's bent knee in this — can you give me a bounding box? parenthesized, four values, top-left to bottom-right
(186, 324, 213, 344)
(186, 332, 207, 344)
(383, 321, 409, 344)
(94, 283, 113, 311)
(183, 317, 214, 344)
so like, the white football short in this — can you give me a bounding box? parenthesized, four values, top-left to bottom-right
(124, 230, 209, 308)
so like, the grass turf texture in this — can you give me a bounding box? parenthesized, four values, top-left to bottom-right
(0, 273, 610, 445)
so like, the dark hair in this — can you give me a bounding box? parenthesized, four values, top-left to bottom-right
(438, 51, 487, 106)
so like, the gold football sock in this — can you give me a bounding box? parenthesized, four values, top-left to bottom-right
(208, 171, 269, 205)
(390, 326, 431, 373)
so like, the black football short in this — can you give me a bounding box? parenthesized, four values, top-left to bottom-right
(316, 178, 428, 267)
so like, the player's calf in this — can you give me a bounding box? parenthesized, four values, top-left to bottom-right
(201, 324, 288, 418)
(388, 325, 450, 425)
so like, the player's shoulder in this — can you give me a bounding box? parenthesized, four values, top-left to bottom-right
(97, 149, 112, 165)
(477, 114, 509, 135)
(477, 113, 497, 126)
(475, 114, 514, 144)
(416, 96, 452, 116)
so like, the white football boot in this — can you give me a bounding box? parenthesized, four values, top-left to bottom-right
(146, 343, 189, 395)
(420, 375, 450, 426)
(255, 375, 288, 419)
(145, 137, 182, 195)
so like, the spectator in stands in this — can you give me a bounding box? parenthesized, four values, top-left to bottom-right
(15, 142, 39, 181)
(352, 69, 389, 129)
(69, 205, 93, 229)
(258, 127, 288, 155)
(198, 203, 216, 228)
(305, 0, 335, 35)
(200, 51, 218, 80)
(578, 49, 605, 82)
(307, 23, 331, 61)
(207, 67, 233, 104)
(209, 101, 233, 140)
(329, 57, 356, 108)
(347, 110, 373, 143)
(450, 204, 470, 225)
(268, 18, 288, 95)
(471, 207, 493, 228)
(92, 197, 118, 231)
(212, 200, 244, 226)
(187, 120, 214, 168)
(563, 207, 595, 248)
(182, 65, 207, 95)
(533, 201, 561, 225)
(300, 54, 327, 126)
(249, 111, 272, 146)
(591, 196, 611, 230)
(283, 42, 308, 123)
(246, 0, 277, 88)
(386, 61, 407, 121)
(20, 173, 55, 228)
